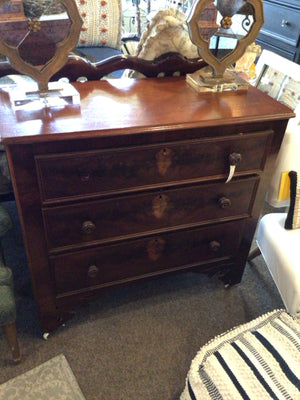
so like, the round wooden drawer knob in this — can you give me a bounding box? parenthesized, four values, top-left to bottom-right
(80, 172, 90, 182)
(226, 153, 242, 183)
(87, 265, 99, 278)
(218, 196, 231, 209)
(82, 220, 96, 234)
(209, 240, 221, 252)
(229, 152, 242, 166)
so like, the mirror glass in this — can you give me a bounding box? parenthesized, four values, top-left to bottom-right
(0, 0, 70, 69)
(197, 0, 254, 60)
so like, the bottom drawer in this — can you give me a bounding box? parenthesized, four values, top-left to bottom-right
(51, 220, 245, 295)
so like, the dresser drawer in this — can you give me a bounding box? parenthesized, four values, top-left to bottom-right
(256, 37, 296, 61)
(43, 178, 258, 251)
(36, 131, 272, 203)
(51, 220, 244, 295)
(261, 2, 300, 47)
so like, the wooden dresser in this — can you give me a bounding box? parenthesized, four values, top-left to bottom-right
(0, 77, 294, 334)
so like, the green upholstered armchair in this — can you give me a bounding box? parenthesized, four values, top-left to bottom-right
(0, 145, 13, 202)
(0, 204, 20, 363)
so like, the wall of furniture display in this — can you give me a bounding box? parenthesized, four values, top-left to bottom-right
(256, 0, 300, 63)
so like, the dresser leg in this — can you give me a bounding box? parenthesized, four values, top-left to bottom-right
(220, 264, 246, 287)
(248, 247, 261, 261)
(39, 310, 74, 334)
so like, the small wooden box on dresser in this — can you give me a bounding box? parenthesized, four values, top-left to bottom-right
(0, 77, 294, 334)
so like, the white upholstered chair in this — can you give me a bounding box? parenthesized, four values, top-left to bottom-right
(248, 50, 300, 317)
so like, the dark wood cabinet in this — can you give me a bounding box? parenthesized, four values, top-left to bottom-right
(1, 77, 294, 334)
(257, 0, 300, 63)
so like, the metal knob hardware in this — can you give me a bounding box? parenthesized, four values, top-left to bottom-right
(87, 265, 99, 278)
(281, 19, 289, 27)
(81, 220, 96, 234)
(226, 152, 242, 183)
(218, 196, 231, 209)
(209, 240, 221, 252)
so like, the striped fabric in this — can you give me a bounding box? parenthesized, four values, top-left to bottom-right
(181, 310, 300, 400)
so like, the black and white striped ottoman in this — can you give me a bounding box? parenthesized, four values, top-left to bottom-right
(181, 309, 300, 400)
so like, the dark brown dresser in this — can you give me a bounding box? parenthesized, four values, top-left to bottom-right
(257, 0, 300, 63)
(0, 77, 294, 334)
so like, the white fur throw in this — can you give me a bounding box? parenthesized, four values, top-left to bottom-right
(123, 8, 199, 78)
(134, 8, 199, 60)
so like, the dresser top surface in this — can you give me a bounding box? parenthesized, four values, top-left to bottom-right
(0, 77, 294, 144)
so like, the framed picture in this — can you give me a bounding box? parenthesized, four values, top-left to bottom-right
(254, 49, 300, 112)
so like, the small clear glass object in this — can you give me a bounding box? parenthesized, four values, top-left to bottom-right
(7, 81, 80, 111)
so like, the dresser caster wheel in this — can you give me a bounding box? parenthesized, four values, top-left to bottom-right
(220, 275, 234, 288)
(43, 332, 50, 340)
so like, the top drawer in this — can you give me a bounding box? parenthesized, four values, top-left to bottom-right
(36, 131, 273, 203)
(261, 2, 300, 47)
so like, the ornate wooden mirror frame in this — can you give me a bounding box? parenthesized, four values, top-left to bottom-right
(0, 0, 82, 92)
(187, 0, 264, 80)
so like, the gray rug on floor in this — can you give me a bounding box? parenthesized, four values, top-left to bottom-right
(0, 354, 86, 400)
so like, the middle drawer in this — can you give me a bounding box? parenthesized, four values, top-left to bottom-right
(43, 178, 258, 252)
